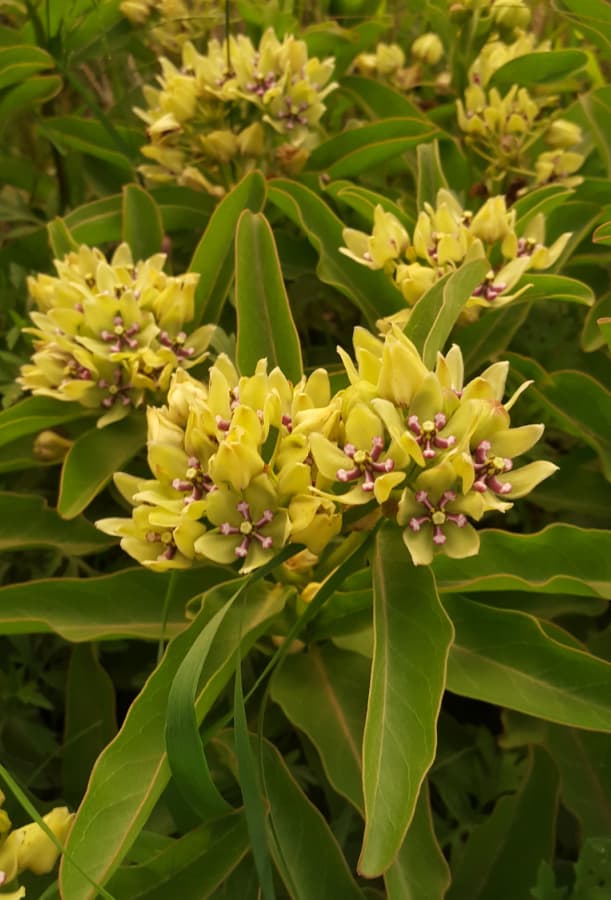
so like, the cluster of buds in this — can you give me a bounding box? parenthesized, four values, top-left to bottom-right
(458, 29, 584, 188)
(340, 190, 570, 310)
(19, 244, 214, 427)
(0, 792, 72, 898)
(450, 0, 531, 31)
(351, 34, 446, 94)
(120, 0, 219, 54)
(135, 28, 337, 194)
(98, 327, 556, 570)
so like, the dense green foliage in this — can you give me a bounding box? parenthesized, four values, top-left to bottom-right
(0, 1, 610, 898)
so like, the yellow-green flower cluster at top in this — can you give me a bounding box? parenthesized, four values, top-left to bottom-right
(351, 34, 447, 94)
(340, 189, 570, 313)
(120, 0, 220, 54)
(0, 791, 72, 898)
(97, 327, 556, 570)
(135, 27, 337, 195)
(19, 244, 214, 428)
(457, 29, 585, 188)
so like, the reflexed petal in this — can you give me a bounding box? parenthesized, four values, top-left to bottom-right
(194, 531, 240, 564)
(402, 525, 434, 566)
(500, 460, 558, 498)
(442, 521, 480, 559)
(491, 423, 544, 458)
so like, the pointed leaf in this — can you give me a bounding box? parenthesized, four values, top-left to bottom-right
(404, 259, 489, 368)
(0, 492, 113, 555)
(0, 396, 93, 448)
(432, 525, 611, 599)
(0, 566, 226, 642)
(271, 644, 369, 812)
(58, 414, 147, 519)
(444, 595, 611, 731)
(385, 783, 451, 900)
(417, 141, 449, 210)
(122, 184, 164, 260)
(189, 170, 266, 325)
(261, 738, 365, 900)
(490, 50, 588, 91)
(268, 179, 404, 324)
(60, 579, 284, 900)
(359, 525, 454, 877)
(47, 217, 79, 258)
(305, 118, 438, 179)
(235, 211, 303, 382)
(340, 75, 427, 120)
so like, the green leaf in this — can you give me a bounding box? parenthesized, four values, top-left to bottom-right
(60, 579, 284, 900)
(38, 116, 141, 176)
(107, 812, 249, 900)
(0, 396, 92, 448)
(556, 0, 611, 54)
(270, 644, 369, 812)
(404, 259, 490, 368)
(261, 738, 365, 900)
(432, 525, 611, 599)
(447, 747, 559, 900)
(0, 491, 114, 555)
(65, 195, 123, 245)
(513, 184, 574, 230)
(58, 414, 147, 519)
(457, 303, 530, 375)
(416, 141, 449, 210)
(489, 50, 588, 91)
(235, 210, 303, 382)
(63, 644, 117, 805)
(305, 118, 438, 179)
(268, 178, 404, 324)
(599, 316, 611, 349)
(324, 180, 415, 231)
(166, 601, 236, 820)
(0, 44, 55, 89)
(234, 658, 275, 900)
(340, 75, 426, 120)
(507, 354, 611, 480)
(47, 216, 79, 258)
(0, 73, 62, 119)
(582, 292, 611, 352)
(580, 86, 611, 176)
(444, 595, 611, 731)
(359, 525, 454, 877)
(0, 566, 226, 641)
(189, 170, 266, 325)
(517, 273, 594, 306)
(385, 783, 451, 900)
(122, 184, 164, 260)
(593, 219, 611, 245)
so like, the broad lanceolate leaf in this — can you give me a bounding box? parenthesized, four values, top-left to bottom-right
(515, 273, 594, 306)
(385, 783, 451, 900)
(490, 50, 588, 91)
(359, 525, 454, 877)
(107, 811, 249, 900)
(305, 118, 438, 179)
(60, 579, 284, 900)
(122, 184, 164, 260)
(270, 644, 369, 812)
(0, 396, 93, 448)
(38, 116, 140, 178)
(189, 170, 266, 325)
(580, 86, 611, 176)
(432, 525, 611, 599)
(0, 565, 227, 642)
(0, 491, 113, 555)
(324, 180, 415, 231)
(260, 738, 365, 900)
(58, 414, 147, 519)
(444, 595, 611, 731)
(557, 0, 611, 54)
(507, 354, 611, 480)
(404, 259, 489, 368)
(339, 75, 426, 120)
(235, 211, 303, 382)
(62, 644, 117, 805)
(447, 747, 559, 900)
(416, 141, 449, 211)
(268, 179, 404, 324)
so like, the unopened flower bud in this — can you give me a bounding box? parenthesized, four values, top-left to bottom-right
(411, 33, 444, 65)
(545, 119, 583, 149)
(33, 430, 73, 463)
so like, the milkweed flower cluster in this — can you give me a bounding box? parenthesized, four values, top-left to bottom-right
(457, 29, 584, 187)
(120, 0, 218, 54)
(135, 28, 337, 194)
(0, 791, 72, 898)
(97, 327, 556, 569)
(340, 190, 570, 309)
(19, 244, 214, 427)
